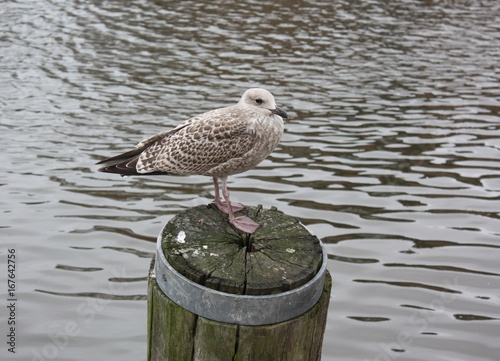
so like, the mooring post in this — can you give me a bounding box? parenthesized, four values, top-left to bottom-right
(147, 204, 331, 361)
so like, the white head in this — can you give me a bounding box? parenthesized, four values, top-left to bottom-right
(238, 88, 288, 119)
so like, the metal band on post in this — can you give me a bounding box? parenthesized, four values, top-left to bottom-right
(154, 231, 328, 326)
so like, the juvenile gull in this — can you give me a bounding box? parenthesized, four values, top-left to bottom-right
(96, 88, 288, 234)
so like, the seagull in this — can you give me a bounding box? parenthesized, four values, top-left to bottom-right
(96, 88, 288, 234)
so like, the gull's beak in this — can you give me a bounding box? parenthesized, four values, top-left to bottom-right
(270, 107, 288, 119)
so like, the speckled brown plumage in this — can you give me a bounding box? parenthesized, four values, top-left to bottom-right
(97, 88, 288, 234)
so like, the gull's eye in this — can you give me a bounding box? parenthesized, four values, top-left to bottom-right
(255, 98, 263, 105)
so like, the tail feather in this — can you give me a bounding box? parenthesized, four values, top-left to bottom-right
(96, 146, 144, 165)
(97, 142, 167, 176)
(97, 156, 140, 175)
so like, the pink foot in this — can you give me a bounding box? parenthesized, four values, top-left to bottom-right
(214, 199, 245, 214)
(230, 216, 260, 234)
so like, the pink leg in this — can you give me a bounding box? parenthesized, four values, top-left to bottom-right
(220, 177, 260, 234)
(212, 176, 244, 214)
(213, 177, 224, 210)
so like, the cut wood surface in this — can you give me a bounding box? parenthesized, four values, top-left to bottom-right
(161, 204, 323, 295)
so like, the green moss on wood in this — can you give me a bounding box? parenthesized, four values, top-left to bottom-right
(161, 204, 323, 295)
(148, 259, 198, 361)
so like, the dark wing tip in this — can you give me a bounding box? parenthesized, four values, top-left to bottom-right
(98, 162, 141, 176)
(95, 143, 148, 175)
(95, 149, 142, 176)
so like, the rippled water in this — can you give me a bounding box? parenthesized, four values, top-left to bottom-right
(2, 0, 500, 360)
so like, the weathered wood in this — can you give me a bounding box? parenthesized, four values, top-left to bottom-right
(161, 204, 323, 295)
(148, 258, 198, 361)
(148, 261, 332, 361)
(148, 204, 331, 361)
(235, 272, 331, 361)
(193, 317, 238, 361)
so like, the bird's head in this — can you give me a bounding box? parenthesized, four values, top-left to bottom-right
(239, 88, 288, 120)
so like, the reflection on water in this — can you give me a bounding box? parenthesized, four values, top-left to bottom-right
(2, 0, 500, 360)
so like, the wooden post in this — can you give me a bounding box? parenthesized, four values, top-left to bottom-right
(147, 204, 331, 361)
